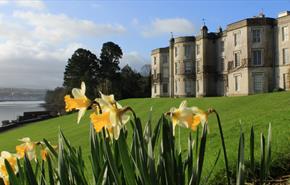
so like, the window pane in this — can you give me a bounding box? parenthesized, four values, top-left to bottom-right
(234, 53, 240, 67)
(185, 62, 192, 73)
(283, 48, 289, 64)
(196, 45, 200, 55)
(185, 80, 192, 93)
(234, 75, 240, 91)
(163, 84, 168, 93)
(196, 60, 200, 72)
(175, 47, 178, 57)
(163, 68, 168, 78)
(220, 41, 224, 52)
(282, 26, 289, 41)
(220, 58, 224, 71)
(252, 29, 261, 43)
(253, 50, 262, 65)
(163, 55, 168, 64)
(254, 73, 263, 92)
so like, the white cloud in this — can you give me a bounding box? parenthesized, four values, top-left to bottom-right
(14, 0, 45, 10)
(120, 52, 149, 71)
(142, 18, 195, 37)
(0, 40, 83, 89)
(0, 10, 126, 89)
(13, 11, 126, 43)
(0, 0, 9, 5)
(131, 18, 139, 26)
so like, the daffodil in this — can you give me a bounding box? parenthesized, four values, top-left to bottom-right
(37, 141, 57, 161)
(15, 137, 36, 161)
(0, 151, 18, 185)
(64, 82, 91, 123)
(90, 92, 130, 140)
(190, 106, 208, 130)
(167, 100, 208, 135)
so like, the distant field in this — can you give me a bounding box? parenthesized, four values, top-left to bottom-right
(0, 91, 289, 182)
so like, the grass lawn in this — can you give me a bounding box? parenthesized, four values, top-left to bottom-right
(0, 91, 289, 183)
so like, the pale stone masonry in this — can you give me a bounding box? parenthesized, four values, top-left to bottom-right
(151, 11, 290, 97)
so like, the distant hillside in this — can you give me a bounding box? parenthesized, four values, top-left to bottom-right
(0, 88, 47, 101)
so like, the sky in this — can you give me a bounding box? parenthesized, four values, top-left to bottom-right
(0, 0, 289, 89)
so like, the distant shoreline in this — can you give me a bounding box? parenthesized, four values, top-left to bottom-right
(0, 100, 45, 102)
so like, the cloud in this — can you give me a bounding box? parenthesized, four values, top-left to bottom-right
(14, 0, 45, 10)
(120, 52, 150, 72)
(131, 18, 139, 26)
(0, 0, 8, 5)
(0, 40, 83, 89)
(142, 18, 195, 37)
(0, 10, 126, 89)
(13, 11, 126, 43)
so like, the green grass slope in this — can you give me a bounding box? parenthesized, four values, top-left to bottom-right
(0, 91, 289, 181)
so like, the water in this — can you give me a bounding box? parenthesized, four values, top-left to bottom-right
(0, 101, 45, 125)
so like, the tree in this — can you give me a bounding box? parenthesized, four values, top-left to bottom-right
(63, 48, 100, 98)
(100, 42, 123, 77)
(140, 64, 151, 97)
(120, 65, 142, 99)
(43, 87, 68, 115)
(99, 42, 123, 94)
(140, 64, 151, 77)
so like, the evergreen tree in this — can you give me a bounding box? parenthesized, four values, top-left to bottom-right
(99, 42, 123, 94)
(63, 48, 100, 98)
(120, 65, 142, 99)
(44, 87, 68, 115)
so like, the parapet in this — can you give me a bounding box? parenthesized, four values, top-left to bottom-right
(151, 47, 169, 55)
(174, 36, 195, 44)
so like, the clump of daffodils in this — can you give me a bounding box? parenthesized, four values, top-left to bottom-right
(0, 151, 18, 185)
(64, 82, 132, 140)
(166, 100, 208, 135)
(0, 137, 56, 184)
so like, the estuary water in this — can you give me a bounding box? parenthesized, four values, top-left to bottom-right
(0, 101, 45, 125)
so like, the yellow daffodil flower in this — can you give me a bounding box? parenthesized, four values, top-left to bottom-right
(15, 137, 36, 161)
(37, 141, 57, 161)
(40, 149, 48, 161)
(0, 151, 18, 185)
(167, 100, 208, 135)
(90, 111, 111, 132)
(64, 82, 91, 123)
(190, 106, 208, 130)
(90, 92, 130, 140)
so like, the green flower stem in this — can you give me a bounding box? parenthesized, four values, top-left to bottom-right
(123, 106, 137, 121)
(210, 109, 231, 185)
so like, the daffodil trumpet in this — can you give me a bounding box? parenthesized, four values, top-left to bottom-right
(89, 92, 136, 140)
(91, 100, 103, 114)
(165, 100, 209, 136)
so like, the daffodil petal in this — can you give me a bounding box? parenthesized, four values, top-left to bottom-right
(179, 100, 187, 109)
(80, 81, 86, 95)
(109, 111, 118, 127)
(18, 137, 31, 143)
(1, 151, 11, 158)
(112, 125, 121, 140)
(72, 88, 84, 99)
(121, 114, 130, 125)
(100, 92, 115, 104)
(77, 108, 86, 124)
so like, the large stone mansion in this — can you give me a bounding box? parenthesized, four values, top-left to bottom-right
(151, 11, 290, 97)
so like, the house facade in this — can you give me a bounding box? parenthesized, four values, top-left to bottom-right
(151, 11, 290, 97)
